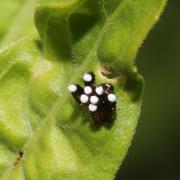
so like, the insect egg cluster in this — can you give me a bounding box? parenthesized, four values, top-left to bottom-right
(68, 72, 116, 125)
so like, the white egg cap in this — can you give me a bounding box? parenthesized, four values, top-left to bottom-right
(68, 84, 77, 93)
(90, 96, 99, 104)
(95, 86, 104, 95)
(88, 104, 97, 112)
(83, 73, 92, 82)
(80, 94, 89, 103)
(107, 94, 116, 102)
(84, 86, 92, 95)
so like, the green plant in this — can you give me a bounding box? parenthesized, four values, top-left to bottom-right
(0, 0, 167, 179)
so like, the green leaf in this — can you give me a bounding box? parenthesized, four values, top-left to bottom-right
(0, 0, 38, 49)
(0, 0, 167, 179)
(0, 0, 56, 49)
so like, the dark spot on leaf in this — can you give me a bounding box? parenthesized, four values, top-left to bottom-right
(19, 150, 24, 157)
(13, 150, 24, 167)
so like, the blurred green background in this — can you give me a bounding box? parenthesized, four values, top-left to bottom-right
(117, 0, 180, 179)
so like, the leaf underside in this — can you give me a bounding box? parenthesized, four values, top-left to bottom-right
(0, 0, 167, 179)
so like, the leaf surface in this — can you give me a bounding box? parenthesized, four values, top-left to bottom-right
(0, 0, 167, 179)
